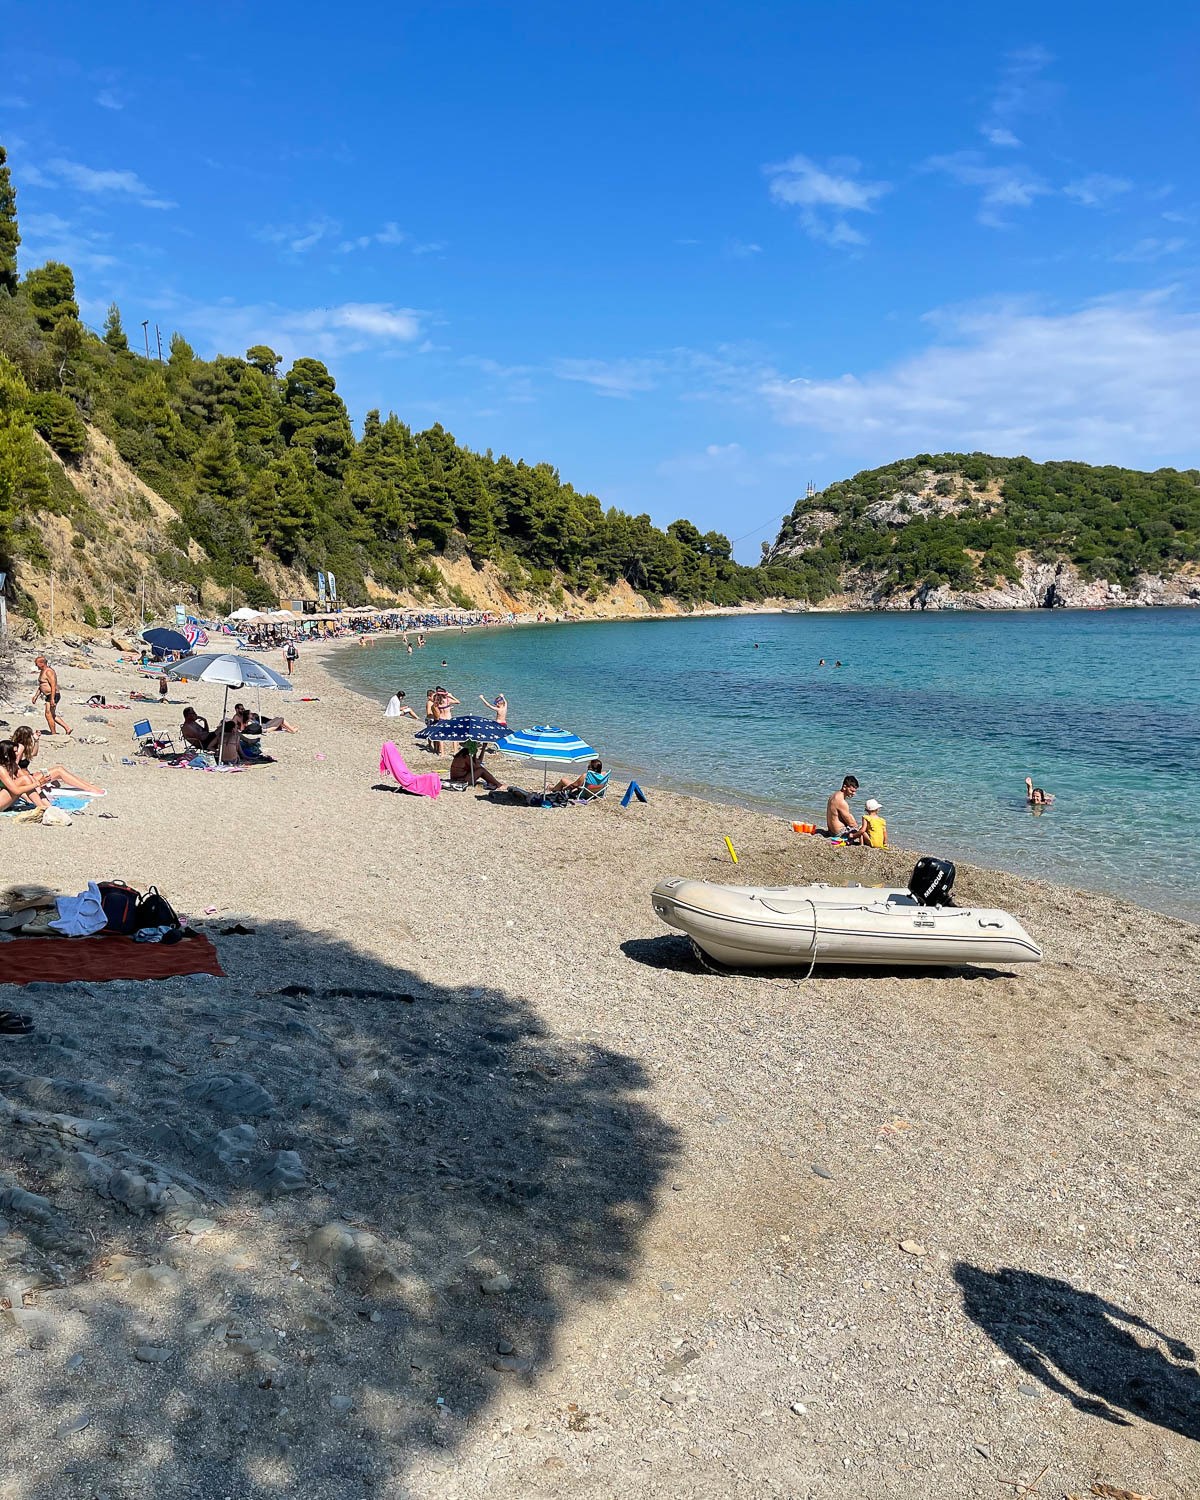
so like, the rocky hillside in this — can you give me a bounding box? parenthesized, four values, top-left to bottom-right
(7, 422, 688, 637)
(766, 453, 1200, 610)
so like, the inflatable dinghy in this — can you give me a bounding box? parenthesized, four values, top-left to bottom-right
(651, 859, 1041, 970)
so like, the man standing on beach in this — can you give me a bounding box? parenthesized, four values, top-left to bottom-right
(31, 656, 71, 737)
(826, 775, 863, 842)
(284, 640, 299, 676)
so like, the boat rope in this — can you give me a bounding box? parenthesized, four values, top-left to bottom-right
(800, 898, 819, 981)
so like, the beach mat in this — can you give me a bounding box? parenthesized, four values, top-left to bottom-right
(0, 933, 224, 987)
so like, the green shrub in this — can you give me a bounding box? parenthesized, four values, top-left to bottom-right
(81, 603, 98, 627)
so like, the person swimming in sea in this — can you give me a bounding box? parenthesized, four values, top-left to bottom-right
(1025, 776, 1054, 806)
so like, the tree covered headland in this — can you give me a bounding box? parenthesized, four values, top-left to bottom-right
(0, 144, 811, 613)
(771, 452, 1200, 597)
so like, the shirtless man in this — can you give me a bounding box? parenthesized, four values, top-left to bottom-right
(31, 656, 71, 736)
(825, 774, 863, 842)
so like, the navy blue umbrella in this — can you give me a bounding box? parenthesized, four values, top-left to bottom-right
(141, 627, 191, 657)
(414, 714, 504, 744)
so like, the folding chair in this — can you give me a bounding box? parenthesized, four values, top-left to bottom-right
(133, 719, 177, 756)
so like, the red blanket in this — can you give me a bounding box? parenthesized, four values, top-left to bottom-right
(1, 933, 224, 987)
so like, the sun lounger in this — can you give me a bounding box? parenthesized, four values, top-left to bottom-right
(379, 741, 441, 799)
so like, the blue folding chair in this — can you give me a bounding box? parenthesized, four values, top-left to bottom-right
(133, 718, 177, 756)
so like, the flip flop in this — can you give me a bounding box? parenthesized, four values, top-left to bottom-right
(0, 1012, 34, 1036)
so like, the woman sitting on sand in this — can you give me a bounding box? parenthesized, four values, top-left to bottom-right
(1024, 776, 1054, 806)
(0, 740, 51, 812)
(10, 727, 102, 795)
(548, 759, 608, 799)
(234, 703, 297, 733)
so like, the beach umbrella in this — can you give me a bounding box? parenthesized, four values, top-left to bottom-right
(494, 725, 597, 794)
(228, 607, 262, 622)
(141, 626, 191, 658)
(183, 624, 209, 648)
(164, 652, 292, 761)
(414, 714, 505, 745)
(414, 713, 506, 785)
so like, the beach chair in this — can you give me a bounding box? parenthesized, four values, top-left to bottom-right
(567, 770, 610, 804)
(133, 719, 177, 756)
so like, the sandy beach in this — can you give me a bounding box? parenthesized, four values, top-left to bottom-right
(1, 636, 1198, 1500)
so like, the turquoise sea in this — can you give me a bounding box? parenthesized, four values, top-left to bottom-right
(331, 609, 1200, 922)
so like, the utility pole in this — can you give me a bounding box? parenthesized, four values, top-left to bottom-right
(109, 579, 115, 628)
(141, 320, 150, 360)
(49, 571, 55, 638)
(0, 569, 8, 641)
(140, 574, 146, 628)
(155, 324, 163, 362)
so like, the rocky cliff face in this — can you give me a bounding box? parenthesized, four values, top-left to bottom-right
(837, 555, 1200, 612)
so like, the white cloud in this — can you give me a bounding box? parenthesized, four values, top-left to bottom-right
(0, 95, 29, 110)
(1112, 236, 1187, 263)
(759, 291, 1200, 469)
(28, 156, 174, 209)
(336, 222, 444, 256)
(255, 217, 339, 254)
(981, 126, 1020, 148)
(551, 357, 663, 399)
(1064, 173, 1132, 207)
(95, 88, 125, 110)
(764, 153, 889, 247)
(156, 296, 425, 366)
(19, 211, 118, 272)
(926, 151, 1051, 227)
(726, 239, 762, 258)
(980, 45, 1055, 146)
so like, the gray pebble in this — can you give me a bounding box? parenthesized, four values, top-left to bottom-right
(56, 1412, 90, 1437)
(496, 1339, 515, 1355)
(135, 1345, 173, 1363)
(811, 1163, 834, 1180)
(66, 1353, 85, 1373)
(1017, 1383, 1041, 1399)
(492, 1355, 532, 1374)
(329, 1394, 355, 1413)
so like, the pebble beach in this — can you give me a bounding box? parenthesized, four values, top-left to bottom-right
(1, 635, 1198, 1500)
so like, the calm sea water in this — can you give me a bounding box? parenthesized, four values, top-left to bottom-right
(330, 610, 1200, 921)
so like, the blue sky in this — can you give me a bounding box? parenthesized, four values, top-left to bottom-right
(3, 1, 1198, 558)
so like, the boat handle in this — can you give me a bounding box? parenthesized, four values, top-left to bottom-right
(978, 918, 1004, 929)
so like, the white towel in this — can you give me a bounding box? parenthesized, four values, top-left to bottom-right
(49, 881, 108, 937)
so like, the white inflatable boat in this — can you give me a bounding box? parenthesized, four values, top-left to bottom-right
(651, 876, 1042, 970)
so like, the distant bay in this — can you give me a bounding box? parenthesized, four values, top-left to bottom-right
(330, 608, 1200, 921)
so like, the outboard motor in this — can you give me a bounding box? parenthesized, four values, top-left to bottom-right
(908, 857, 956, 907)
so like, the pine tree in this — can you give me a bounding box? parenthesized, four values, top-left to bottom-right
(0, 145, 19, 296)
(280, 358, 354, 479)
(103, 302, 129, 351)
(0, 354, 45, 554)
(194, 420, 244, 501)
(23, 262, 80, 331)
(245, 345, 280, 378)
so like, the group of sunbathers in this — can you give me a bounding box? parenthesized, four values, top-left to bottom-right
(0, 727, 102, 812)
(180, 704, 297, 764)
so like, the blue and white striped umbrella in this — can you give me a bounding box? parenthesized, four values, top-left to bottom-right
(494, 725, 597, 793)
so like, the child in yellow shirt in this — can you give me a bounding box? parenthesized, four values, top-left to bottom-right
(862, 797, 888, 849)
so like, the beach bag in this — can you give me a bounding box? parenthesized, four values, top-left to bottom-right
(98, 880, 141, 934)
(908, 857, 956, 908)
(134, 885, 180, 931)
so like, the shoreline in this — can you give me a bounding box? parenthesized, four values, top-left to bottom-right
(314, 624, 1200, 928)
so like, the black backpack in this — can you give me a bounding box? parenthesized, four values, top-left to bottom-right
(134, 886, 180, 931)
(98, 881, 141, 934)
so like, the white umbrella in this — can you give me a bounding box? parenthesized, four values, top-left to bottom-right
(228, 607, 263, 622)
(165, 652, 292, 761)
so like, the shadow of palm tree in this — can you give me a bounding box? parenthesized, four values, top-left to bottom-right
(0, 920, 679, 1497)
(955, 1264, 1200, 1439)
